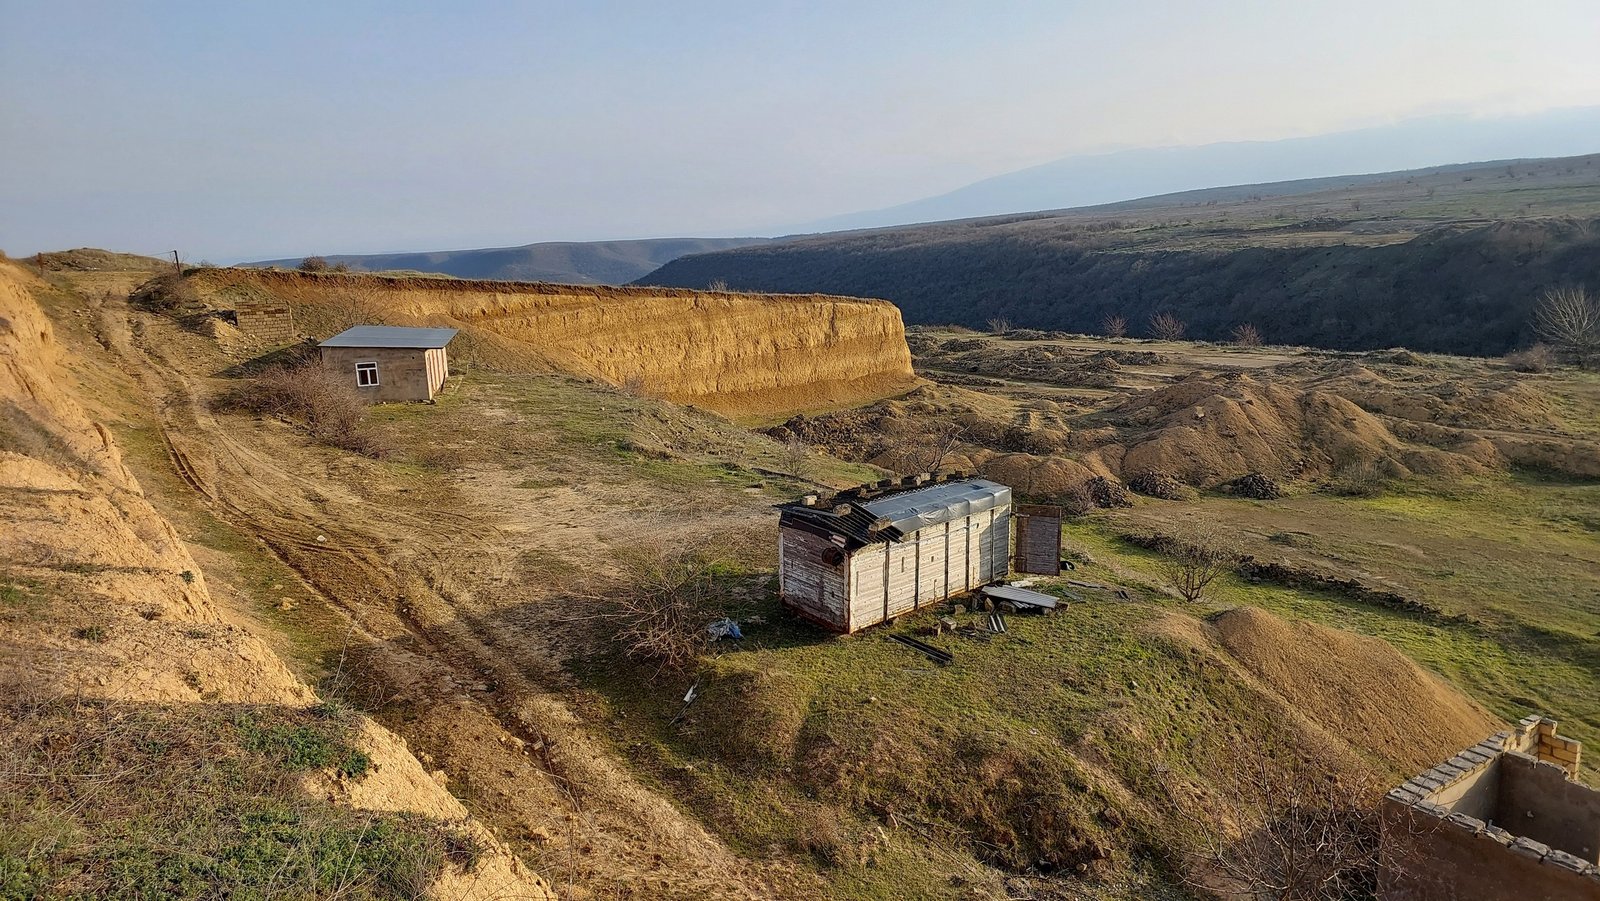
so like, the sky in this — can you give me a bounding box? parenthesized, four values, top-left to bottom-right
(3, 0, 1600, 261)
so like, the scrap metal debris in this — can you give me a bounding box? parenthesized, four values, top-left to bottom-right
(887, 634, 954, 666)
(981, 584, 1060, 613)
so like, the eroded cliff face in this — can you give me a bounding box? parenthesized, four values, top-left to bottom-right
(0, 262, 555, 900)
(193, 269, 918, 418)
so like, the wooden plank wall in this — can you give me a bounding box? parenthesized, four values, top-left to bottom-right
(837, 505, 1013, 632)
(779, 528, 849, 628)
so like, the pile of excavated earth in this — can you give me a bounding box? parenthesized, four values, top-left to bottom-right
(771, 330, 1600, 503)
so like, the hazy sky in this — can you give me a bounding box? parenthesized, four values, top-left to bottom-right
(4, 0, 1600, 260)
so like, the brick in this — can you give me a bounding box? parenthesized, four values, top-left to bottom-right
(1386, 787, 1422, 805)
(1482, 825, 1514, 846)
(1547, 746, 1581, 763)
(1544, 849, 1590, 873)
(1509, 836, 1550, 860)
(1445, 812, 1484, 834)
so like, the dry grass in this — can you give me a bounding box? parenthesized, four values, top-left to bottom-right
(217, 362, 386, 456)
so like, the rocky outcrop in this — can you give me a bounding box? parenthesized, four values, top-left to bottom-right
(190, 268, 918, 418)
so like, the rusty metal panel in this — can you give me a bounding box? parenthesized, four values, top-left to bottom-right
(1013, 504, 1063, 576)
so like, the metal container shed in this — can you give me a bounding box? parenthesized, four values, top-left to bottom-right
(777, 475, 1013, 632)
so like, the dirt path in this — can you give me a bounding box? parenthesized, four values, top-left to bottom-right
(79, 281, 802, 900)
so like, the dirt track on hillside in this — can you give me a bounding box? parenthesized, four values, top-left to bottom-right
(88, 282, 798, 899)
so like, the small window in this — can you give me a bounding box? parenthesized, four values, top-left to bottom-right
(355, 361, 379, 387)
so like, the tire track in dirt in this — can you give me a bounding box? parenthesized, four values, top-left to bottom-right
(93, 288, 795, 900)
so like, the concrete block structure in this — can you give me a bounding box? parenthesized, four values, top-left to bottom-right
(1379, 715, 1600, 900)
(777, 475, 1012, 632)
(234, 299, 295, 343)
(318, 325, 458, 403)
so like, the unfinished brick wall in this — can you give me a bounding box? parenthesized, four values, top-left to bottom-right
(234, 300, 295, 343)
(1379, 716, 1600, 900)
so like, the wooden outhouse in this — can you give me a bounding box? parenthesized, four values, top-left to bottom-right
(777, 475, 1013, 633)
(318, 325, 457, 403)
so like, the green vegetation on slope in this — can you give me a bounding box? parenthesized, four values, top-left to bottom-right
(0, 701, 474, 900)
(639, 155, 1600, 355)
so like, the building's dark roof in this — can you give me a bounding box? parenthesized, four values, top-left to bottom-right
(778, 477, 1011, 550)
(320, 325, 458, 349)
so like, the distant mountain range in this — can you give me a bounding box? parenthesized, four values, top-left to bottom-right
(246, 236, 769, 285)
(639, 153, 1600, 356)
(793, 106, 1600, 232)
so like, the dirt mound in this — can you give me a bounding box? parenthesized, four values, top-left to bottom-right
(1110, 372, 1500, 488)
(1224, 472, 1283, 499)
(185, 267, 918, 419)
(1208, 606, 1500, 772)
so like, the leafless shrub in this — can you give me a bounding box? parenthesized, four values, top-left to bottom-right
(619, 372, 649, 396)
(1154, 521, 1230, 603)
(1533, 285, 1600, 367)
(1149, 311, 1187, 341)
(218, 362, 386, 456)
(1327, 460, 1387, 498)
(1504, 343, 1554, 373)
(781, 438, 814, 482)
(707, 278, 730, 293)
(1102, 314, 1128, 338)
(986, 317, 1012, 335)
(298, 256, 330, 273)
(1231, 323, 1263, 347)
(1182, 750, 1382, 900)
(129, 273, 201, 313)
(893, 420, 967, 475)
(571, 540, 741, 674)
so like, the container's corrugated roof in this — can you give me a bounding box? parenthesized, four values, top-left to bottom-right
(859, 478, 1011, 535)
(319, 325, 459, 349)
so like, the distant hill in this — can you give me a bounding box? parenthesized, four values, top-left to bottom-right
(638, 154, 1600, 356)
(797, 106, 1600, 231)
(247, 236, 770, 285)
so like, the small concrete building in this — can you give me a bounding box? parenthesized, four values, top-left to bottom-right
(777, 475, 1012, 632)
(1379, 715, 1600, 899)
(319, 325, 458, 403)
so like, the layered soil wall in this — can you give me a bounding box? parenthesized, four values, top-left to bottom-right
(192, 269, 918, 418)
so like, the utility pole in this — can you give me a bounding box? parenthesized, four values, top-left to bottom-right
(172, 251, 182, 275)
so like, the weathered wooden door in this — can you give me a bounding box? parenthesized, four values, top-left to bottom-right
(1013, 504, 1063, 575)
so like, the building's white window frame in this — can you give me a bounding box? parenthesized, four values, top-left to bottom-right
(355, 361, 380, 387)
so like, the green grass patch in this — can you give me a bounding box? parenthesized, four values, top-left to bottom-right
(0, 700, 469, 900)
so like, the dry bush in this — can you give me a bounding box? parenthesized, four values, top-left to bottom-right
(1533, 285, 1600, 367)
(1183, 751, 1382, 900)
(986, 316, 1012, 335)
(1231, 323, 1263, 347)
(572, 540, 743, 674)
(1504, 343, 1554, 373)
(1327, 459, 1387, 498)
(1102, 313, 1128, 338)
(129, 273, 202, 313)
(1085, 475, 1132, 509)
(1154, 521, 1230, 603)
(1127, 469, 1187, 500)
(707, 278, 730, 292)
(781, 438, 814, 482)
(218, 362, 385, 456)
(298, 256, 330, 273)
(1149, 311, 1187, 341)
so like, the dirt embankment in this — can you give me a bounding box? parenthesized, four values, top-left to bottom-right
(189, 268, 918, 419)
(0, 261, 554, 899)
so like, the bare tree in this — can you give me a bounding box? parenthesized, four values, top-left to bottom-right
(1150, 311, 1187, 341)
(298, 256, 330, 273)
(1155, 521, 1230, 603)
(1183, 749, 1383, 900)
(917, 420, 968, 474)
(1231, 323, 1263, 347)
(986, 317, 1012, 335)
(1102, 314, 1128, 338)
(781, 438, 814, 482)
(569, 540, 739, 674)
(1533, 285, 1600, 368)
